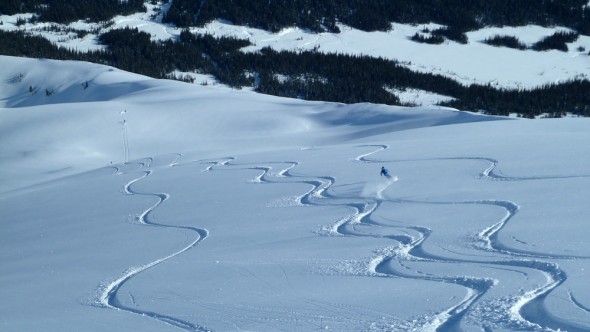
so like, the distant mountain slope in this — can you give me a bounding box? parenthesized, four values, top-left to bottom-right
(1, 1, 589, 117)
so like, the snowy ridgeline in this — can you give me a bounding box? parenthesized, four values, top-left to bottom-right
(1, 56, 590, 331)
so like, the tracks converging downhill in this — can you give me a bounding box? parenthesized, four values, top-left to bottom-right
(352, 145, 589, 331)
(96, 146, 589, 331)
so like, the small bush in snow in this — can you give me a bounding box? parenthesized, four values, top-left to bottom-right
(483, 35, 527, 50)
(410, 33, 444, 45)
(532, 31, 579, 52)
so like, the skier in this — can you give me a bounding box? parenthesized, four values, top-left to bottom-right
(380, 166, 390, 178)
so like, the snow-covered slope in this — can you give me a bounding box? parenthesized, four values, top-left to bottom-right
(0, 55, 491, 192)
(1, 56, 590, 331)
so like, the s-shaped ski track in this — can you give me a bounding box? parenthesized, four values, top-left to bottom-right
(97, 159, 210, 332)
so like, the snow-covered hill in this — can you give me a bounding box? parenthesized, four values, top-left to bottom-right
(1, 56, 590, 331)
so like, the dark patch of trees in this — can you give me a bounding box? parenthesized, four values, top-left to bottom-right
(164, 0, 590, 36)
(410, 26, 470, 45)
(98, 27, 251, 83)
(441, 80, 590, 117)
(483, 35, 528, 50)
(241, 48, 401, 105)
(411, 33, 445, 45)
(164, 0, 341, 32)
(532, 31, 579, 52)
(0, 30, 103, 61)
(484, 31, 580, 52)
(0, 0, 146, 24)
(0, 0, 43, 14)
(1, 29, 589, 117)
(430, 27, 468, 44)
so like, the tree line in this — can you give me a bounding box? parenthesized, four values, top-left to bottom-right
(165, 0, 590, 37)
(0, 0, 146, 24)
(4, 0, 588, 37)
(484, 31, 582, 52)
(2, 28, 589, 117)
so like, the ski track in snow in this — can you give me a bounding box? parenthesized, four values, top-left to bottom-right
(95, 147, 589, 331)
(356, 145, 590, 182)
(96, 156, 210, 332)
(352, 144, 589, 331)
(569, 291, 590, 314)
(202, 145, 588, 331)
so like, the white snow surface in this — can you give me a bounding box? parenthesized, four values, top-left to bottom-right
(1, 55, 590, 331)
